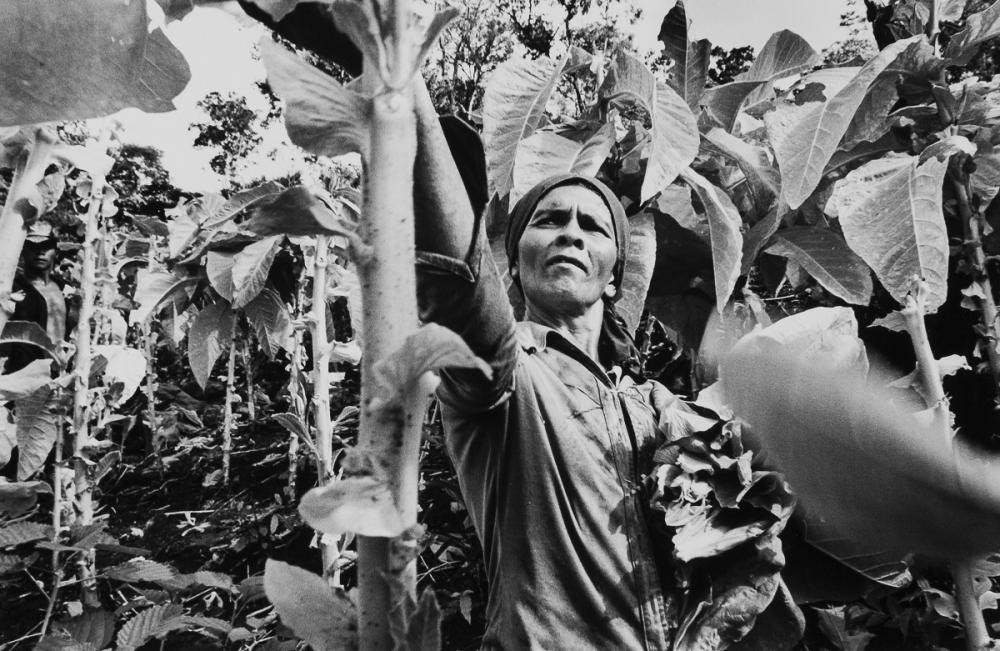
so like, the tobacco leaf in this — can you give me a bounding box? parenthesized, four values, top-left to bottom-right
(601, 53, 699, 201)
(510, 124, 615, 205)
(0, 521, 52, 548)
(659, 1, 711, 110)
(187, 301, 235, 390)
(370, 323, 492, 411)
(232, 237, 282, 309)
(245, 288, 294, 359)
(0, 321, 57, 360)
(765, 227, 873, 305)
(260, 38, 368, 158)
(0, 359, 52, 401)
(828, 154, 949, 313)
(130, 271, 197, 325)
(264, 559, 358, 651)
(483, 51, 589, 201)
(244, 186, 355, 238)
(299, 449, 405, 537)
(206, 251, 236, 302)
(15, 386, 58, 481)
(720, 312, 1000, 564)
(945, 0, 1000, 64)
(0, 480, 51, 518)
(618, 209, 657, 335)
(679, 168, 744, 314)
(0, 0, 190, 127)
(92, 346, 147, 406)
(774, 37, 925, 209)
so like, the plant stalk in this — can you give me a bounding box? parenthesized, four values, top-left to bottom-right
(243, 329, 256, 423)
(900, 288, 992, 651)
(357, 86, 421, 650)
(953, 177, 1000, 399)
(310, 234, 336, 575)
(222, 342, 236, 486)
(71, 160, 107, 609)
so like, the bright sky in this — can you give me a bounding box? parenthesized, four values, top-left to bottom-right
(637, 0, 855, 50)
(118, 0, 858, 193)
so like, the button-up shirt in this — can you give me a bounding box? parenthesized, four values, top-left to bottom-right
(418, 228, 671, 650)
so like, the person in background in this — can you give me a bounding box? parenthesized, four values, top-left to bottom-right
(4, 223, 67, 372)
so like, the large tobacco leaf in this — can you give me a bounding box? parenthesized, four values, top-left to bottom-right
(618, 209, 657, 334)
(0, 321, 57, 360)
(92, 346, 147, 406)
(702, 128, 780, 218)
(206, 251, 236, 302)
(699, 30, 819, 131)
(827, 154, 949, 313)
(944, 0, 1000, 64)
(601, 53, 699, 201)
(260, 38, 368, 157)
(232, 236, 283, 309)
(482, 50, 590, 201)
(15, 386, 58, 480)
(130, 270, 197, 325)
(0, 0, 190, 127)
(245, 288, 294, 359)
(679, 168, 743, 314)
(0, 359, 52, 401)
(244, 186, 356, 237)
(721, 309, 1000, 568)
(774, 37, 924, 209)
(510, 124, 614, 205)
(659, 1, 710, 110)
(765, 227, 873, 305)
(187, 301, 235, 390)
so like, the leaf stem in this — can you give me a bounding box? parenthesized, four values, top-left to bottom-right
(222, 342, 236, 486)
(900, 286, 993, 651)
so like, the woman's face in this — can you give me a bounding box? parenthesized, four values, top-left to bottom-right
(515, 185, 618, 316)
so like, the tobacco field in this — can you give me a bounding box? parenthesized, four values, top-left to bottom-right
(4, 0, 1000, 649)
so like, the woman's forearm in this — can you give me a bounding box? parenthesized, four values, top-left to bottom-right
(412, 77, 476, 260)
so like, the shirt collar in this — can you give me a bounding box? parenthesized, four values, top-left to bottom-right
(515, 321, 620, 387)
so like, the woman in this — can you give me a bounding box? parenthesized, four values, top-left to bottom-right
(414, 80, 677, 650)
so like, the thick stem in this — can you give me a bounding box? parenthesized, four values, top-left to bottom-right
(311, 234, 336, 576)
(0, 129, 58, 335)
(953, 561, 993, 650)
(357, 89, 420, 651)
(900, 289, 992, 650)
(40, 386, 67, 639)
(71, 164, 106, 609)
(143, 325, 158, 445)
(927, 0, 940, 42)
(222, 342, 236, 486)
(953, 177, 1000, 398)
(287, 271, 308, 498)
(243, 329, 256, 423)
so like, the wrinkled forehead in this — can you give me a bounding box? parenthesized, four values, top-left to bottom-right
(531, 184, 615, 226)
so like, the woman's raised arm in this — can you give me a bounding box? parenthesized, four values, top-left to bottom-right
(412, 77, 517, 412)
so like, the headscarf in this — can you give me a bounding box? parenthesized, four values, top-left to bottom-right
(504, 174, 642, 377)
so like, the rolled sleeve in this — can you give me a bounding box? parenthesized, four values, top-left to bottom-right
(417, 215, 518, 414)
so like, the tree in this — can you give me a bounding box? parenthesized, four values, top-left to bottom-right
(191, 86, 281, 179)
(106, 144, 184, 221)
(708, 45, 755, 84)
